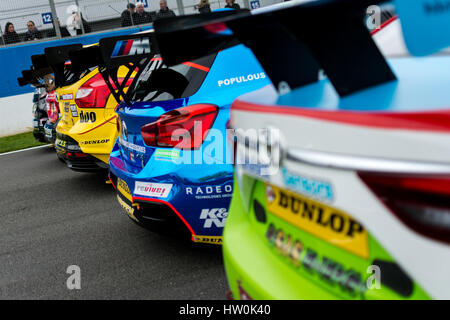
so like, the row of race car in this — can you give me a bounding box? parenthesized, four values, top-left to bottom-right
(18, 0, 450, 300)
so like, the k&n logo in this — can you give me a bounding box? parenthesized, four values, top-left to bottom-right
(200, 208, 228, 228)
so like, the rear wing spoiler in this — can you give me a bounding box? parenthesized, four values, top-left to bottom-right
(70, 33, 160, 105)
(17, 53, 54, 87)
(17, 68, 40, 87)
(154, 0, 396, 97)
(43, 44, 83, 87)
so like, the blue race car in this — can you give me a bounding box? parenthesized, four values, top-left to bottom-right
(98, 28, 270, 244)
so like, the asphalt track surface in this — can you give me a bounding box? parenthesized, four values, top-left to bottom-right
(0, 146, 228, 299)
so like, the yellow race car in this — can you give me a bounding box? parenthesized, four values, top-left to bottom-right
(40, 44, 134, 172)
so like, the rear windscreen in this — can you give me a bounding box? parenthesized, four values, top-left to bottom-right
(129, 53, 217, 103)
(63, 66, 96, 87)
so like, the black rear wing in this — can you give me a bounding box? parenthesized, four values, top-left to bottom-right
(17, 68, 39, 87)
(78, 33, 160, 105)
(154, 0, 395, 97)
(43, 44, 83, 87)
(17, 55, 54, 87)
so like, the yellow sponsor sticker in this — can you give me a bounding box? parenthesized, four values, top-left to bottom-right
(56, 139, 66, 148)
(192, 235, 223, 245)
(265, 184, 369, 258)
(117, 178, 132, 202)
(116, 194, 138, 222)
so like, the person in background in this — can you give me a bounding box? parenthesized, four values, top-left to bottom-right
(121, 3, 136, 27)
(24, 21, 42, 41)
(134, 2, 153, 24)
(195, 0, 211, 13)
(47, 18, 71, 38)
(225, 0, 240, 9)
(3, 22, 20, 45)
(72, 11, 91, 35)
(156, 0, 176, 19)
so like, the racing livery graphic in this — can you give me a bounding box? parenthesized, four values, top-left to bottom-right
(96, 29, 271, 244)
(24, 43, 133, 171)
(152, 0, 450, 299)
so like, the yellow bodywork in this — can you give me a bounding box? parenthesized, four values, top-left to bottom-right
(56, 66, 131, 164)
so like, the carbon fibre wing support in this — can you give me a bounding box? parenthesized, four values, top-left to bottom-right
(44, 44, 83, 87)
(95, 33, 160, 105)
(154, 0, 396, 97)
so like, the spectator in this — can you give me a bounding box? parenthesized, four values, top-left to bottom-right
(47, 18, 71, 38)
(121, 3, 136, 27)
(24, 21, 42, 41)
(156, 0, 176, 19)
(195, 0, 211, 14)
(134, 2, 153, 25)
(3, 22, 20, 45)
(72, 11, 91, 35)
(225, 0, 240, 9)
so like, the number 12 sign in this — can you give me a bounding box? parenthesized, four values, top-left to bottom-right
(42, 12, 53, 25)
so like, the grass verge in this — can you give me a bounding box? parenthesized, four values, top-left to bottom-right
(0, 131, 47, 154)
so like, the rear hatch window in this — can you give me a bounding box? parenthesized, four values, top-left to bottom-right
(128, 54, 216, 103)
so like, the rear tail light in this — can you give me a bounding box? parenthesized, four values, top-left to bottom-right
(141, 104, 218, 150)
(75, 73, 111, 108)
(46, 97, 59, 123)
(358, 172, 450, 244)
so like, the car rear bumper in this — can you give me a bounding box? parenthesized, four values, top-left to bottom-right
(109, 149, 230, 245)
(56, 134, 108, 172)
(109, 170, 193, 241)
(223, 180, 340, 300)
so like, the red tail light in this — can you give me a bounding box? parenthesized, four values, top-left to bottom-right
(75, 73, 111, 108)
(141, 104, 218, 150)
(358, 172, 450, 244)
(46, 92, 59, 123)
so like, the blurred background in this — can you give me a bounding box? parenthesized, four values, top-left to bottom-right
(0, 0, 283, 46)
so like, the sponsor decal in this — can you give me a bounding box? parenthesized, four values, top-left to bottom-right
(266, 222, 367, 298)
(265, 184, 368, 258)
(56, 139, 67, 148)
(80, 139, 110, 145)
(60, 94, 73, 100)
(218, 72, 266, 87)
(112, 38, 151, 57)
(117, 178, 132, 202)
(120, 138, 146, 153)
(185, 184, 233, 200)
(45, 127, 52, 138)
(134, 182, 172, 198)
(282, 167, 334, 202)
(70, 105, 78, 117)
(154, 149, 180, 161)
(192, 235, 222, 245)
(116, 194, 138, 222)
(80, 111, 96, 123)
(423, 0, 450, 14)
(200, 208, 228, 228)
(33, 119, 39, 128)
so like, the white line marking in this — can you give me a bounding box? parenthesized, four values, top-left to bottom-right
(0, 144, 51, 156)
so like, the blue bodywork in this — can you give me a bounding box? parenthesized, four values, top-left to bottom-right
(236, 55, 450, 112)
(109, 44, 270, 241)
